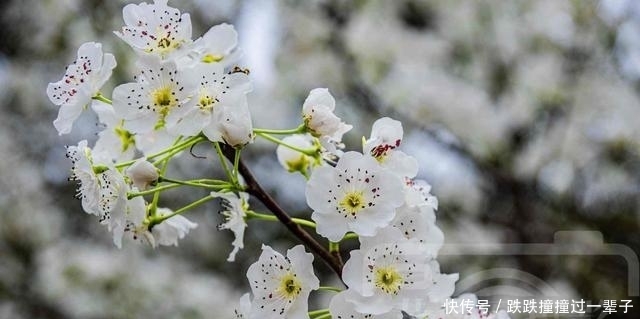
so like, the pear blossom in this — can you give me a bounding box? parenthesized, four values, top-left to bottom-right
(66, 140, 127, 221)
(112, 56, 195, 134)
(364, 117, 418, 178)
(341, 227, 453, 316)
(318, 135, 346, 161)
(276, 134, 318, 175)
(66, 140, 101, 215)
(405, 178, 438, 209)
(425, 261, 459, 304)
(246, 245, 319, 319)
(306, 151, 404, 241)
(329, 290, 403, 319)
(302, 88, 352, 141)
(125, 158, 159, 190)
(96, 169, 129, 232)
(92, 101, 136, 163)
(149, 208, 198, 247)
(211, 191, 250, 262)
(165, 63, 253, 146)
(112, 194, 147, 249)
(392, 178, 444, 257)
(392, 204, 444, 258)
(218, 103, 254, 146)
(67, 140, 143, 248)
(191, 23, 242, 68)
(47, 42, 116, 135)
(115, 0, 192, 60)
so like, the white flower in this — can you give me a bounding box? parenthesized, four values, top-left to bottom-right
(302, 88, 352, 141)
(425, 261, 458, 304)
(234, 293, 252, 318)
(191, 23, 242, 68)
(66, 140, 101, 215)
(47, 42, 116, 135)
(246, 245, 319, 319)
(319, 135, 345, 159)
(392, 203, 444, 258)
(404, 178, 438, 209)
(165, 63, 253, 146)
(341, 227, 442, 316)
(218, 102, 254, 146)
(115, 0, 192, 60)
(92, 101, 136, 163)
(66, 140, 127, 221)
(212, 191, 250, 262)
(364, 117, 418, 178)
(392, 178, 443, 257)
(150, 208, 198, 247)
(125, 158, 159, 190)
(96, 169, 129, 233)
(306, 151, 404, 241)
(67, 140, 142, 248)
(276, 134, 318, 175)
(112, 56, 195, 134)
(112, 194, 147, 249)
(329, 290, 403, 319)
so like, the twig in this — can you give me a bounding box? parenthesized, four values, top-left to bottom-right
(220, 144, 344, 278)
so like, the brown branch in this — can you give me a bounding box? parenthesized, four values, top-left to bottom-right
(220, 144, 344, 278)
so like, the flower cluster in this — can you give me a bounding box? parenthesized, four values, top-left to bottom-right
(48, 1, 508, 318)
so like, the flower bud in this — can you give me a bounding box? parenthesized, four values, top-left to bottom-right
(276, 134, 316, 176)
(302, 88, 352, 140)
(126, 159, 159, 190)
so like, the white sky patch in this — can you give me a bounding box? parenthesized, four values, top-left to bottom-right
(237, 0, 279, 91)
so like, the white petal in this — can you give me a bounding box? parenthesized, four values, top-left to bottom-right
(342, 250, 366, 295)
(53, 101, 84, 135)
(91, 100, 120, 127)
(312, 211, 350, 242)
(346, 289, 394, 315)
(305, 165, 336, 211)
(303, 88, 335, 113)
(201, 23, 238, 56)
(330, 290, 402, 319)
(151, 211, 198, 246)
(166, 105, 209, 136)
(287, 245, 319, 290)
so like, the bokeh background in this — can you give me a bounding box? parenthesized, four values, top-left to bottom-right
(1, 0, 639, 318)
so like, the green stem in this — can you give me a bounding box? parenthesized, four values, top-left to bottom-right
(159, 177, 231, 189)
(149, 153, 172, 217)
(256, 132, 318, 156)
(92, 93, 112, 104)
(127, 184, 181, 199)
(308, 309, 330, 319)
(343, 232, 358, 241)
(232, 148, 241, 186)
(214, 142, 235, 182)
(318, 286, 342, 293)
(114, 136, 205, 169)
(246, 211, 316, 229)
(314, 314, 331, 319)
(253, 124, 306, 135)
(149, 195, 214, 226)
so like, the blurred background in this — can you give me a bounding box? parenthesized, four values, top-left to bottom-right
(1, 0, 640, 318)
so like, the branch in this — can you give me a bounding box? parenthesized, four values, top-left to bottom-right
(220, 144, 344, 278)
